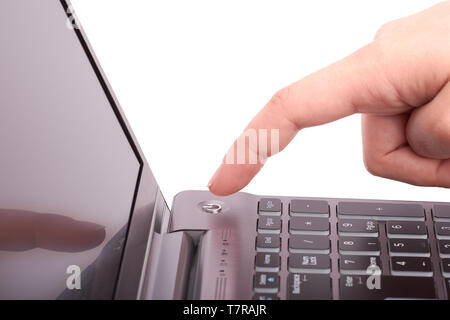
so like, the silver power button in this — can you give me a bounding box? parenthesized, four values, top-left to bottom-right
(202, 203, 222, 214)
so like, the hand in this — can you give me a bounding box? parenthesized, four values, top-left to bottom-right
(208, 1, 450, 196)
(0, 209, 105, 252)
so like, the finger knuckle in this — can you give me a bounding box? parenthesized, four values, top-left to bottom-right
(363, 151, 385, 177)
(406, 110, 450, 159)
(268, 87, 291, 113)
(266, 86, 300, 130)
(374, 20, 397, 40)
(434, 116, 450, 143)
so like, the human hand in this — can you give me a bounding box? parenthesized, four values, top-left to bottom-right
(208, 1, 450, 196)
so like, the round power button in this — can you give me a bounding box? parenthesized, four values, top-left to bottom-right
(202, 203, 222, 214)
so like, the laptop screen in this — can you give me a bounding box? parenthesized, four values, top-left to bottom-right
(0, 1, 141, 299)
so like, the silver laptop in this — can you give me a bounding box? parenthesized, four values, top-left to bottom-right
(1, 0, 450, 300)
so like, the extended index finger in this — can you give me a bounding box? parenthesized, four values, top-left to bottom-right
(208, 42, 404, 195)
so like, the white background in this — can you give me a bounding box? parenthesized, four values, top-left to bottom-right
(71, 0, 448, 205)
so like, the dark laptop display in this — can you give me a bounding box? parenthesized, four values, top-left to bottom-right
(0, 0, 144, 299)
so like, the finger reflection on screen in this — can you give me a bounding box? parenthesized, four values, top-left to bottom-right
(0, 209, 106, 252)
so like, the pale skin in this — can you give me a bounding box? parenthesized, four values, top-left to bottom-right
(208, 1, 450, 196)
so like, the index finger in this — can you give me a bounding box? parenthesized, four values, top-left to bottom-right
(207, 43, 402, 195)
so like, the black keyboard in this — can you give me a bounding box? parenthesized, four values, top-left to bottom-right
(252, 198, 450, 300)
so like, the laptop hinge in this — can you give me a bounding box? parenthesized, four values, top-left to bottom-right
(139, 231, 196, 299)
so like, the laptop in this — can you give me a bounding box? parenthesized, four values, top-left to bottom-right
(1, 0, 450, 300)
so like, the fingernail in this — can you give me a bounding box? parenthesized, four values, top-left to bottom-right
(84, 222, 106, 232)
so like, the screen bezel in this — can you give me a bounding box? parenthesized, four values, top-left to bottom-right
(60, 0, 161, 299)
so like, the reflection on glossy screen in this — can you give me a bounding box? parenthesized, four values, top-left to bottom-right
(0, 0, 140, 299)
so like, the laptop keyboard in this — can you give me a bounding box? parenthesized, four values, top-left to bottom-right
(252, 198, 450, 300)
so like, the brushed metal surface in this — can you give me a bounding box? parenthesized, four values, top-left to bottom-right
(170, 190, 450, 300)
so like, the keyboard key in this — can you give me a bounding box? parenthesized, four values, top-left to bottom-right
(288, 254, 331, 274)
(435, 222, 450, 240)
(438, 240, 450, 258)
(289, 217, 329, 235)
(340, 275, 436, 299)
(289, 235, 330, 254)
(255, 253, 280, 272)
(259, 198, 282, 216)
(337, 202, 424, 221)
(390, 257, 433, 277)
(445, 278, 450, 299)
(441, 258, 450, 278)
(290, 200, 329, 217)
(389, 239, 430, 257)
(253, 272, 279, 294)
(257, 216, 281, 234)
(339, 237, 380, 255)
(253, 293, 279, 300)
(338, 219, 378, 237)
(287, 273, 331, 300)
(339, 255, 381, 275)
(433, 205, 450, 222)
(256, 235, 280, 253)
(387, 221, 427, 239)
